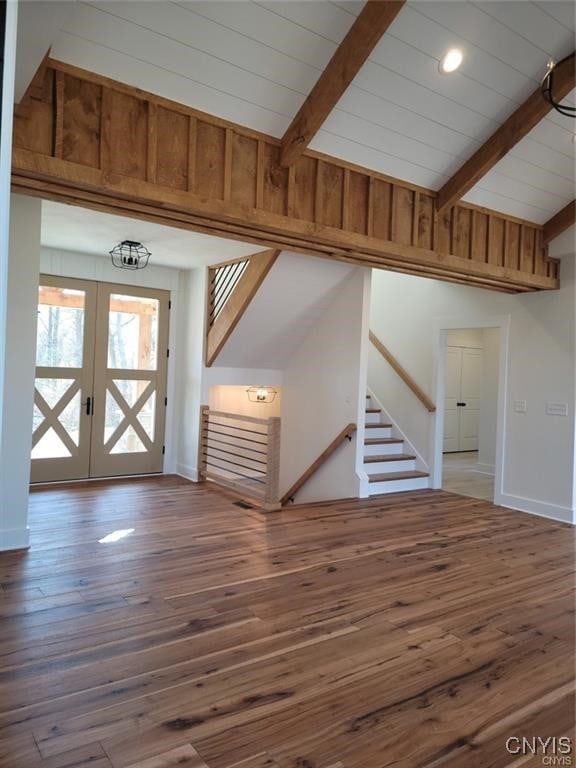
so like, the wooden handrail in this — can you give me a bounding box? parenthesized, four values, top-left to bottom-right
(280, 423, 357, 506)
(369, 331, 436, 413)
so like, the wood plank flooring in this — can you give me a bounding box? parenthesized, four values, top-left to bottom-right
(0, 476, 573, 768)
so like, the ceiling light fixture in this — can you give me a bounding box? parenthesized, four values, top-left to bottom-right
(110, 240, 151, 270)
(439, 48, 463, 74)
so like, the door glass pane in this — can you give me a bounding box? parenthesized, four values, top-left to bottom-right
(136, 391, 156, 442)
(104, 389, 124, 447)
(59, 391, 81, 447)
(36, 286, 85, 367)
(110, 425, 147, 454)
(112, 379, 152, 408)
(107, 294, 159, 370)
(36, 378, 76, 410)
(32, 427, 72, 459)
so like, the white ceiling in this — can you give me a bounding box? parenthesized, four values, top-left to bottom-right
(216, 252, 354, 368)
(41, 201, 265, 269)
(21, 1, 576, 224)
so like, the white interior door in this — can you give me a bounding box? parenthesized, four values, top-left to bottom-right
(443, 347, 461, 453)
(443, 346, 483, 453)
(459, 348, 482, 451)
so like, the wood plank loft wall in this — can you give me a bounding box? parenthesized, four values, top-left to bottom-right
(11, 59, 560, 293)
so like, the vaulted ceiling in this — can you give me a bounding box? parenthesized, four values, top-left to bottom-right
(22, 0, 574, 227)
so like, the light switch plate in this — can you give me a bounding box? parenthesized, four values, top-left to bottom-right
(546, 402, 568, 416)
(514, 400, 527, 413)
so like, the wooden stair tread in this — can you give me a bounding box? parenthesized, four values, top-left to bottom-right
(365, 437, 403, 445)
(369, 470, 429, 482)
(364, 453, 416, 463)
(365, 408, 381, 413)
(365, 423, 392, 429)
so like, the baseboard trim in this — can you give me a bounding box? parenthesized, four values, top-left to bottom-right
(176, 465, 199, 483)
(497, 493, 573, 525)
(0, 527, 30, 551)
(475, 462, 495, 476)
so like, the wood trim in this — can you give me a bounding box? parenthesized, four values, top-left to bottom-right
(264, 416, 281, 509)
(203, 409, 272, 426)
(280, 424, 357, 505)
(205, 249, 279, 366)
(542, 200, 575, 245)
(369, 330, 436, 413)
(436, 52, 576, 212)
(279, 1, 405, 167)
(10, 59, 559, 293)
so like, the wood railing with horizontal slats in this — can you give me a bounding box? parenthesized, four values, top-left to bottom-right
(280, 423, 357, 506)
(199, 407, 281, 510)
(369, 331, 436, 413)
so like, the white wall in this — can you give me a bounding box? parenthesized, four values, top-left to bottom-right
(0, 195, 42, 550)
(478, 328, 500, 473)
(280, 268, 370, 504)
(370, 251, 575, 524)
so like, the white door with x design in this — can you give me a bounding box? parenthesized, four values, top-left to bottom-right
(31, 276, 169, 483)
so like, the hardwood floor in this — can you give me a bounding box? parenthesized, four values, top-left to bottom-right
(0, 476, 573, 768)
(443, 451, 495, 502)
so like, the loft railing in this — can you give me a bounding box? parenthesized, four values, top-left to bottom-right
(207, 258, 249, 328)
(369, 331, 436, 413)
(199, 407, 281, 510)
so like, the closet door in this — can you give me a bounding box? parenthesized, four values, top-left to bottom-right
(31, 276, 97, 482)
(89, 283, 169, 477)
(458, 348, 482, 451)
(443, 347, 461, 453)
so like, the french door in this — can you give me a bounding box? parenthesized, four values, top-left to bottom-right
(31, 276, 169, 482)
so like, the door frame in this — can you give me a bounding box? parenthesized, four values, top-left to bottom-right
(430, 315, 511, 506)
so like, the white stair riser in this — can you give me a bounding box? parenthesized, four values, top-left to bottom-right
(364, 426, 393, 439)
(369, 476, 430, 494)
(364, 459, 416, 474)
(364, 412, 381, 424)
(364, 442, 403, 456)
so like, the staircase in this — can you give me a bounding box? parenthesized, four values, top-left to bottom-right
(364, 393, 430, 494)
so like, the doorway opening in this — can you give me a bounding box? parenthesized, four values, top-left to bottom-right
(433, 322, 507, 504)
(31, 275, 170, 483)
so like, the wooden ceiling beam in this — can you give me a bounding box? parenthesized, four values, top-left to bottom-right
(279, 0, 405, 168)
(543, 200, 576, 245)
(436, 52, 576, 213)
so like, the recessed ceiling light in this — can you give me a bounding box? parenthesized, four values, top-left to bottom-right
(439, 48, 463, 74)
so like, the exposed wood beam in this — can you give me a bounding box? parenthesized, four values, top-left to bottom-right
(205, 250, 279, 366)
(11, 58, 560, 293)
(436, 52, 576, 213)
(279, 0, 405, 168)
(543, 200, 575, 245)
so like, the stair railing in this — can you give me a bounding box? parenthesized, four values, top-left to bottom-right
(369, 330, 436, 413)
(280, 423, 357, 505)
(199, 407, 281, 510)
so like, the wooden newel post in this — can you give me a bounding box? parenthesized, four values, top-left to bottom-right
(264, 417, 281, 511)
